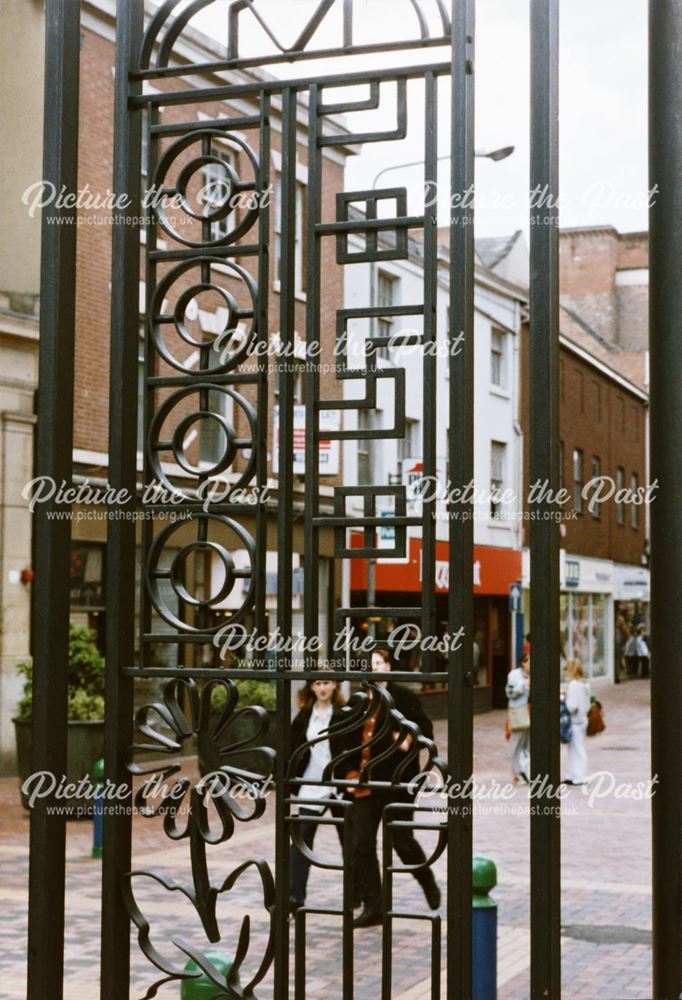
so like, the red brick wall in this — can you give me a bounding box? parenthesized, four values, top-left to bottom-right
(559, 227, 649, 352)
(520, 323, 647, 566)
(74, 24, 346, 491)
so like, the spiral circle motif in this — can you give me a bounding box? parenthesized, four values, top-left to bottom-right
(147, 383, 257, 497)
(146, 514, 256, 632)
(151, 130, 261, 247)
(150, 256, 258, 375)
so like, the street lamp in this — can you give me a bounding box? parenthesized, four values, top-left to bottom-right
(371, 146, 515, 189)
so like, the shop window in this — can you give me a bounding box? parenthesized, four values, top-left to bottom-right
(616, 466, 625, 524)
(573, 448, 583, 514)
(70, 543, 105, 612)
(630, 472, 639, 528)
(562, 591, 607, 679)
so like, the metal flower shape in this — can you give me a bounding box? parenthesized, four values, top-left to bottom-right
(128, 678, 274, 828)
(124, 858, 275, 1000)
(127, 677, 275, 936)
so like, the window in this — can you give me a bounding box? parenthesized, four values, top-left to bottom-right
(357, 409, 372, 485)
(202, 149, 235, 242)
(616, 466, 625, 524)
(376, 271, 397, 360)
(274, 177, 305, 293)
(559, 440, 564, 492)
(490, 329, 506, 388)
(490, 441, 506, 519)
(201, 390, 235, 466)
(573, 448, 583, 513)
(590, 455, 601, 519)
(575, 370, 584, 412)
(137, 351, 145, 454)
(630, 473, 640, 528)
(397, 417, 419, 472)
(274, 362, 303, 404)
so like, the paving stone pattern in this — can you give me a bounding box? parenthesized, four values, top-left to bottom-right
(0, 681, 653, 999)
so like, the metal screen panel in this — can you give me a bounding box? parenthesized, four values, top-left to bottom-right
(27, 1, 682, 999)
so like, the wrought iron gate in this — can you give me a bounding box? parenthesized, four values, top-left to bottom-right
(27, 1, 682, 999)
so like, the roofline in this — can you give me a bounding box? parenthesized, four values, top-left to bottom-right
(559, 334, 648, 403)
(559, 225, 649, 239)
(81, 0, 356, 152)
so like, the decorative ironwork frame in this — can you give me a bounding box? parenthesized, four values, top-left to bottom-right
(28, 1, 682, 999)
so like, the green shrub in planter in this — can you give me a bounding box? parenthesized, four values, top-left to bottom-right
(200, 677, 277, 780)
(14, 623, 106, 814)
(210, 678, 277, 713)
(15, 623, 105, 722)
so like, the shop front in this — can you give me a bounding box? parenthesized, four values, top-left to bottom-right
(350, 536, 522, 712)
(613, 562, 650, 681)
(520, 551, 612, 682)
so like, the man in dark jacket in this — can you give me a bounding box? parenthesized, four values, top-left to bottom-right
(347, 647, 441, 927)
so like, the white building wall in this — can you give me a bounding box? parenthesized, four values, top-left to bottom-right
(342, 235, 526, 552)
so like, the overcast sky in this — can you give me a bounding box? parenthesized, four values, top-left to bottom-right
(168, 0, 648, 238)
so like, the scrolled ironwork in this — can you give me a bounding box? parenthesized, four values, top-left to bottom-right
(149, 257, 258, 374)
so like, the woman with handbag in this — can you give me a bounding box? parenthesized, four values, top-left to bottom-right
(564, 658, 591, 785)
(288, 670, 348, 914)
(506, 653, 531, 783)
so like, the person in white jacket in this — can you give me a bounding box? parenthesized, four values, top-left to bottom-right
(564, 658, 591, 785)
(505, 654, 531, 783)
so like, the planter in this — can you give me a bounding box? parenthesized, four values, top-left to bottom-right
(199, 709, 277, 780)
(14, 718, 105, 817)
(417, 685, 493, 719)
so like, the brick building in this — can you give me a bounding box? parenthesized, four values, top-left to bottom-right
(520, 327, 649, 682)
(559, 225, 649, 390)
(0, 0, 354, 769)
(76, 0, 358, 670)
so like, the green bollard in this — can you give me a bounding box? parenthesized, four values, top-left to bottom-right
(92, 758, 104, 859)
(472, 853, 497, 1000)
(181, 953, 238, 999)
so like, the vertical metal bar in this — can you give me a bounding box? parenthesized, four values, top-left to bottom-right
(529, 1, 561, 996)
(140, 97, 158, 671)
(342, 803, 354, 997)
(649, 2, 682, 996)
(448, 1, 475, 995)
(27, 2, 80, 997)
(381, 817, 394, 999)
(101, 2, 143, 996)
(421, 71, 438, 672)
(431, 917, 442, 1000)
(304, 84, 321, 668)
(274, 85, 298, 999)
(294, 907, 307, 998)
(254, 92, 271, 641)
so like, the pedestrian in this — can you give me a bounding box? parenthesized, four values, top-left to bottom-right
(563, 658, 591, 785)
(347, 647, 441, 928)
(624, 627, 639, 678)
(506, 653, 531, 783)
(634, 624, 650, 678)
(288, 669, 348, 915)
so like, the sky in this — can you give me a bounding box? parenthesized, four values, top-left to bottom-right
(158, 0, 648, 238)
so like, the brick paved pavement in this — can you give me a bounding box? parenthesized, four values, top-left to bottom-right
(0, 680, 653, 999)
